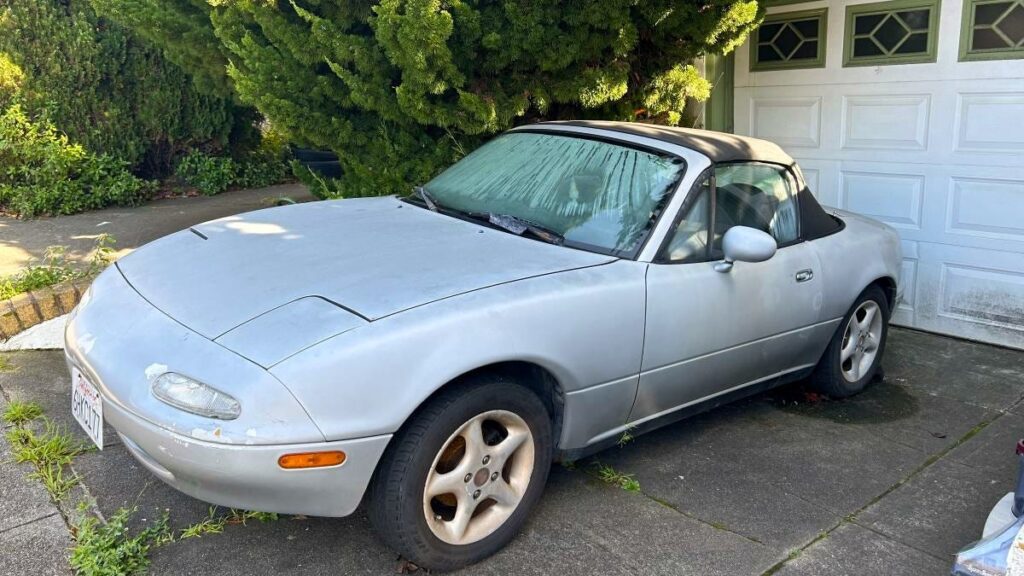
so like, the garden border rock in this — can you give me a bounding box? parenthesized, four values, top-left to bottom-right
(0, 277, 93, 341)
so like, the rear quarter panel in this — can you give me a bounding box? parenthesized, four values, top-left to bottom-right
(809, 210, 902, 322)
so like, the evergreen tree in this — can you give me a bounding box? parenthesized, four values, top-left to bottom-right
(96, 0, 762, 197)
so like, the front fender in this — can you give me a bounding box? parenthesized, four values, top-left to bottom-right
(269, 260, 647, 444)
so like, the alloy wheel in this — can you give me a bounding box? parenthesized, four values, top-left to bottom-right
(840, 300, 884, 382)
(422, 410, 535, 545)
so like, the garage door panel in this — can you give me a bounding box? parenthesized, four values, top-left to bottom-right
(955, 93, 1024, 154)
(947, 176, 1024, 244)
(915, 244, 1024, 346)
(841, 94, 931, 151)
(749, 96, 822, 148)
(839, 170, 924, 230)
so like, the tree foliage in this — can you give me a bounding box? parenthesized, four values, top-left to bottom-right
(0, 0, 244, 176)
(89, 0, 762, 197)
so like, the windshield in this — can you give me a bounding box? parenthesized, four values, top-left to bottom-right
(423, 132, 686, 256)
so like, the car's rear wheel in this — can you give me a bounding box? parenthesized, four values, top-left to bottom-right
(810, 285, 890, 398)
(368, 377, 552, 572)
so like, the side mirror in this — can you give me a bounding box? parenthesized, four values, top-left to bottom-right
(714, 226, 777, 273)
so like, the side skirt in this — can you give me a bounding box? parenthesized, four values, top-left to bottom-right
(555, 365, 815, 463)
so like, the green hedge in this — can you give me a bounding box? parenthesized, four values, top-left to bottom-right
(0, 0, 246, 177)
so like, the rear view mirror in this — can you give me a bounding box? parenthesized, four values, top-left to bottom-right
(714, 226, 777, 273)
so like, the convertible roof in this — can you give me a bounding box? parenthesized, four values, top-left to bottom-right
(531, 120, 795, 165)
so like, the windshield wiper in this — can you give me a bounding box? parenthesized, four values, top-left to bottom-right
(411, 186, 438, 212)
(478, 212, 564, 246)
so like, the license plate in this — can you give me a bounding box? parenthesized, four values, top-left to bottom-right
(71, 367, 103, 450)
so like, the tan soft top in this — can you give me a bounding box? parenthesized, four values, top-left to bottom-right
(536, 120, 795, 166)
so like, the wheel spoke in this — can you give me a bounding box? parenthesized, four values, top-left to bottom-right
(489, 478, 521, 509)
(461, 417, 486, 466)
(841, 337, 857, 362)
(492, 428, 529, 466)
(447, 493, 478, 541)
(858, 304, 877, 331)
(426, 469, 466, 499)
(850, 349, 863, 379)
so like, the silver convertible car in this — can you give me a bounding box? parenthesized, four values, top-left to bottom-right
(66, 121, 901, 571)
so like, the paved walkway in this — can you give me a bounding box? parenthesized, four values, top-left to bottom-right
(1, 327, 1022, 575)
(0, 184, 314, 277)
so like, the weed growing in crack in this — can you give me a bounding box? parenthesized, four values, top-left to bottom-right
(617, 426, 636, 448)
(70, 505, 171, 576)
(5, 413, 89, 501)
(179, 507, 226, 539)
(594, 462, 641, 492)
(3, 399, 42, 425)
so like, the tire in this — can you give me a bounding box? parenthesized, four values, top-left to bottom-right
(810, 285, 890, 398)
(368, 377, 553, 572)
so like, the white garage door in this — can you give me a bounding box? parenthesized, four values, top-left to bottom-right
(734, 0, 1024, 349)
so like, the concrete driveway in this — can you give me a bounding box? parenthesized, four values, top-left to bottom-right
(2, 327, 1022, 575)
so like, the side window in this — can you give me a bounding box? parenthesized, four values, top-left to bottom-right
(664, 176, 711, 263)
(712, 163, 799, 254)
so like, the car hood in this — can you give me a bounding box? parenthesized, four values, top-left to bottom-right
(116, 196, 616, 339)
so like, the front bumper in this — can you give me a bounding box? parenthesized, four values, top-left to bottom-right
(103, 393, 389, 516)
(65, 267, 391, 516)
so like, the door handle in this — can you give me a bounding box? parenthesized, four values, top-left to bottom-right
(795, 269, 814, 283)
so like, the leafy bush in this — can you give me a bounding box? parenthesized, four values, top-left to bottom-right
(0, 106, 152, 217)
(0, 0, 248, 177)
(176, 128, 291, 194)
(233, 127, 290, 189)
(90, 0, 762, 198)
(175, 151, 236, 196)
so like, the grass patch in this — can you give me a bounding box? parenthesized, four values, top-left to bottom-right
(226, 509, 279, 525)
(5, 415, 89, 501)
(0, 355, 15, 372)
(594, 462, 641, 492)
(179, 508, 226, 540)
(0, 234, 115, 300)
(70, 506, 171, 576)
(3, 399, 42, 425)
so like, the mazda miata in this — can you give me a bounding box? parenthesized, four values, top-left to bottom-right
(66, 121, 902, 571)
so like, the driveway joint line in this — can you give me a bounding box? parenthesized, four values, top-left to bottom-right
(0, 511, 60, 536)
(849, 518, 949, 564)
(758, 410, 1005, 575)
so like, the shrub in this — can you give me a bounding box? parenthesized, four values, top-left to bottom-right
(0, 0, 247, 177)
(0, 106, 152, 217)
(88, 0, 762, 198)
(175, 151, 236, 196)
(232, 127, 291, 189)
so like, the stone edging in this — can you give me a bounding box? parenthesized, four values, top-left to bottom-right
(0, 277, 93, 341)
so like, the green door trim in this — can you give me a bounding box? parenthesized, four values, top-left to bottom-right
(704, 52, 735, 133)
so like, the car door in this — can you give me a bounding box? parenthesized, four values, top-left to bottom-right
(629, 162, 827, 423)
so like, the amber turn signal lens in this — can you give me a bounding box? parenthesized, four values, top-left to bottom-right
(278, 451, 346, 469)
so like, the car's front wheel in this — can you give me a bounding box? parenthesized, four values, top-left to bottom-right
(810, 284, 890, 398)
(368, 377, 552, 572)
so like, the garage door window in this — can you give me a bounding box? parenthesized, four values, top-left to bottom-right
(844, 0, 940, 66)
(960, 0, 1024, 60)
(751, 9, 828, 71)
